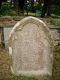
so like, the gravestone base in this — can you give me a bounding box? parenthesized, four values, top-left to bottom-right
(11, 67, 52, 76)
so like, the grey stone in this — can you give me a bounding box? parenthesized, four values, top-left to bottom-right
(4, 27, 12, 48)
(0, 32, 2, 44)
(9, 16, 53, 76)
(50, 29, 60, 46)
(0, 28, 3, 46)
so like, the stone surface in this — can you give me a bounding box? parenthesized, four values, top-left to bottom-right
(50, 29, 60, 46)
(4, 27, 12, 48)
(0, 33, 2, 44)
(0, 28, 3, 46)
(9, 16, 53, 76)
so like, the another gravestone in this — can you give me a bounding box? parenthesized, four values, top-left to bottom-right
(4, 27, 12, 48)
(9, 17, 53, 76)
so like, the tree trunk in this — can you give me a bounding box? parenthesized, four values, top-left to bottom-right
(13, 0, 16, 8)
(15, 0, 25, 15)
(31, 0, 34, 12)
(41, 0, 51, 17)
(10, 0, 13, 6)
(19, 0, 25, 13)
(0, 1, 2, 9)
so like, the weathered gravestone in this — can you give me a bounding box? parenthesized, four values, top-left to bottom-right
(9, 16, 53, 76)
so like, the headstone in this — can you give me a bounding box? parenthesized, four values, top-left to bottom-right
(0, 33, 2, 44)
(4, 27, 12, 48)
(50, 29, 59, 46)
(0, 28, 3, 46)
(9, 17, 53, 76)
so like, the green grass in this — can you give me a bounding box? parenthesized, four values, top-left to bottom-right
(52, 30, 60, 80)
(24, 12, 36, 16)
(50, 20, 60, 26)
(52, 46, 60, 80)
(51, 14, 60, 18)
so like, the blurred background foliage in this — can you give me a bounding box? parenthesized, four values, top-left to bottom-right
(0, 0, 60, 17)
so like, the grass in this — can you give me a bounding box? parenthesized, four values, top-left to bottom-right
(50, 19, 60, 26)
(24, 12, 36, 16)
(52, 47, 60, 80)
(51, 14, 60, 18)
(52, 30, 60, 80)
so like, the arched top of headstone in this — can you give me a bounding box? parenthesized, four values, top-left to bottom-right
(9, 16, 52, 45)
(10, 17, 48, 37)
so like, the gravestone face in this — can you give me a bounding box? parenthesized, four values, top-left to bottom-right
(9, 17, 53, 76)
